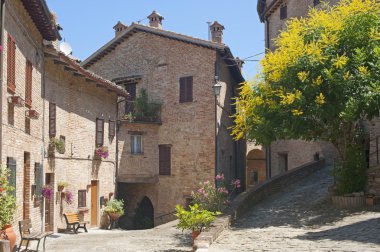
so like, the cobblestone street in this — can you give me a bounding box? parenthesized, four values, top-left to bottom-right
(209, 165, 380, 252)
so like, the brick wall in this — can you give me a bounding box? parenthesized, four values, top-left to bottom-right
(43, 59, 118, 230)
(2, 0, 45, 233)
(87, 30, 243, 224)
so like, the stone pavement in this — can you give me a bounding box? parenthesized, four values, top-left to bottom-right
(45, 220, 193, 252)
(209, 165, 380, 252)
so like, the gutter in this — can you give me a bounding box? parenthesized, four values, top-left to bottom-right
(0, 0, 5, 163)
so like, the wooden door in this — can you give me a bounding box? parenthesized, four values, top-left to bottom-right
(23, 152, 30, 220)
(45, 173, 54, 231)
(91, 180, 98, 226)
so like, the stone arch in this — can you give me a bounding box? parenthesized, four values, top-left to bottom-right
(247, 149, 266, 186)
(133, 196, 154, 229)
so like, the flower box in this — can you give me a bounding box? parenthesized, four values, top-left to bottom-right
(7, 96, 25, 107)
(25, 109, 39, 119)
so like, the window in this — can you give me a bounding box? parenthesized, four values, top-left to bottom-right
(7, 35, 16, 94)
(125, 84, 136, 114)
(96, 118, 104, 146)
(34, 163, 43, 198)
(313, 0, 320, 6)
(159, 145, 171, 175)
(78, 190, 86, 208)
(131, 135, 142, 154)
(109, 120, 116, 139)
(179, 76, 193, 103)
(6, 157, 16, 197)
(280, 5, 287, 20)
(25, 60, 33, 108)
(25, 117, 30, 135)
(49, 103, 56, 137)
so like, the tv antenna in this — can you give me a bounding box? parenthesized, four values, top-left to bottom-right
(59, 40, 72, 56)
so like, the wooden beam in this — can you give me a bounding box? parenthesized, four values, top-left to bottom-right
(53, 59, 68, 66)
(73, 72, 85, 77)
(85, 78, 96, 83)
(64, 66, 77, 72)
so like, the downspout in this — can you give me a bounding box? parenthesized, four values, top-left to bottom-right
(115, 100, 119, 198)
(265, 17, 270, 50)
(41, 43, 46, 232)
(0, 0, 5, 163)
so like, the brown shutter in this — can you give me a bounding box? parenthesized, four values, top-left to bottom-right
(186, 76, 193, 102)
(25, 60, 33, 108)
(7, 35, 16, 94)
(78, 190, 86, 207)
(109, 120, 116, 138)
(96, 118, 104, 146)
(159, 145, 171, 175)
(280, 5, 287, 20)
(49, 103, 56, 137)
(179, 77, 186, 103)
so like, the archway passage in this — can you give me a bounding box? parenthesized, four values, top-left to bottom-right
(247, 149, 267, 187)
(133, 196, 154, 229)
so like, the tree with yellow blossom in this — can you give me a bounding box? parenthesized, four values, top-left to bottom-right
(232, 0, 380, 194)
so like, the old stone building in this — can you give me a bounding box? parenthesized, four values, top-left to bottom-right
(250, 0, 339, 183)
(82, 12, 246, 225)
(42, 46, 128, 231)
(1, 0, 60, 233)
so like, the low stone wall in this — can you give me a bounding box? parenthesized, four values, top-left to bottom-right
(194, 159, 326, 251)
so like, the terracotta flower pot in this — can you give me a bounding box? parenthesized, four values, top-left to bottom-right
(2, 224, 16, 252)
(191, 230, 201, 246)
(58, 185, 64, 192)
(108, 212, 121, 221)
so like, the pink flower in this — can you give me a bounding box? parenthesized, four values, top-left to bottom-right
(216, 173, 225, 181)
(231, 179, 241, 188)
(204, 180, 210, 185)
(217, 187, 229, 194)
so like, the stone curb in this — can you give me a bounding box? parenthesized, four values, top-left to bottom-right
(194, 159, 326, 251)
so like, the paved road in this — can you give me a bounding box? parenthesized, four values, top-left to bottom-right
(45, 220, 193, 252)
(209, 165, 380, 252)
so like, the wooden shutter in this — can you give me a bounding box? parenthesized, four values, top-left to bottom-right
(25, 60, 33, 108)
(280, 5, 287, 20)
(159, 145, 171, 175)
(78, 190, 86, 207)
(6, 157, 16, 197)
(96, 118, 104, 146)
(186, 76, 193, 102)
(7, 35, 16, 94)
(179, 77, 186, 103)
(49, 103, 56, 137)
(109, 120, 116, 138)
(34, 163, 43, 197)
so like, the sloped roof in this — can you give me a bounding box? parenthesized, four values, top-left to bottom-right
(81, 23, 244, 83)
(257, 0, 285, 22)
(20, 0, 61, 41)
(44, 46, 129, 97)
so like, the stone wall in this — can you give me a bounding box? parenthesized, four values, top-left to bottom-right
(2, 0, 45, 233)
(43, 59, 118, 231)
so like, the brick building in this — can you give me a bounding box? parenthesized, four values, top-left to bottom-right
(82, 12, 246, 225)
(1, 0, 128, 237)
(1, 0, 60, 233)
(248, 0, 339, 185)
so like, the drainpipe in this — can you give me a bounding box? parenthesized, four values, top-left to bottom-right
(115, 100, 119, 198)
(0, 0, 5, 163)
(41, 43, 46, 232)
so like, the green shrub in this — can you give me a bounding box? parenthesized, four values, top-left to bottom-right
(175, 204, 220, 232)
(0, 165, 16, 228)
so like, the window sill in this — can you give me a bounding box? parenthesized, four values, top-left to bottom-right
(129, 152, 144, 156)
(78, 207, 89, 213)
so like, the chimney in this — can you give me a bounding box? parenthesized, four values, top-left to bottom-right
(113, 21, 127, 37)
(148, 11, 164, 29)
(210, 21, 225, 43)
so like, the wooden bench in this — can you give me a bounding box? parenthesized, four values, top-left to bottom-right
(18, 219, 53, 252)
(63, 213, 88, 234)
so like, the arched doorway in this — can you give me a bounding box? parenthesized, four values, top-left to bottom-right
(247, 149, 266, 187)
(133, 196, 154, 229)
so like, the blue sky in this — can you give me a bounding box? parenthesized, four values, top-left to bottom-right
(46, 0, 265, 80)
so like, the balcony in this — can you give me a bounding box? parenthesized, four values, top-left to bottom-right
(122, 90, 162, 123)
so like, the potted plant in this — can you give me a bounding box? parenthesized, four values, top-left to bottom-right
(41, 185, 54, 201)
(49, 137, 65, 154)
(175, 204, 220, 246)
(95, 146, 109, 160)
(103, 199, 124, 221)
(63, 190, 73, 205)
(0, 165, 17, 251)
(57, 181, 68, 192)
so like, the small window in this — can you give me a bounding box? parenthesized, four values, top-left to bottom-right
(96, 118, 104, 146)
(313, 0, 320, 6)
(25, 117, 30, 135)
(78, 190, 87, 208)
(6, 157, 16, 197)
(131, 135, 142, 154)
(34, 163, 43, 198)
(159, 145, 171, 175)
(49, 103, 56, 137)
(280, 5, 287, 20)
(109, 120, 116, 139)
(179, 76, 193, 103)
